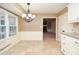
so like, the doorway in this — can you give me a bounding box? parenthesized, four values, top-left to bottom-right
(43, 18, 56, 41)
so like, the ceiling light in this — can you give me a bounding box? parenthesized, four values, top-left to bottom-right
(22, 3, 36, 22)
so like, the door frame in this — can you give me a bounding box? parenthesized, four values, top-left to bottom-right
(42, 17, 58, 41)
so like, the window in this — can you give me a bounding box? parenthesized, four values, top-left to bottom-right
(0, 12, 17, 40)
(8, 16, 16, 37)
(0, 14, 6, 39)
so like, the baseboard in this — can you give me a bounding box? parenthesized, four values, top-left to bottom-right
(18, 31, 43, 40)
(0, 39, 20, 54)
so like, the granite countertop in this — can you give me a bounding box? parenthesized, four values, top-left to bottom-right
(61, 33, 79, 40)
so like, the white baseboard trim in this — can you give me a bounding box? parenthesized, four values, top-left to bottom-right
(0, 39, 20, 54)
(18, 31, 43, 40)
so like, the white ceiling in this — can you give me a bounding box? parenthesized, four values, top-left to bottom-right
(0, 3, 68, 16)
(19, 3, 68, 14)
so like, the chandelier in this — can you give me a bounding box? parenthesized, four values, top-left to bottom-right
(22, 3, 36, 22)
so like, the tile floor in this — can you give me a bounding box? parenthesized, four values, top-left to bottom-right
(1, 32, 63, 55)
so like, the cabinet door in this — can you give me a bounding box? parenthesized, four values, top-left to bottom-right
(69, 38, 79, 55)
(61, 35, 73, 55)
(68, 3, 79, 22)
(61, 35, 70, 55)
(69, 44, 79, 55)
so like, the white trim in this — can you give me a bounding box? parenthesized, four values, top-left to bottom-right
(0, 39, 20, 54)
(17, 31, 43, 40)
(42, 16, 58, 41)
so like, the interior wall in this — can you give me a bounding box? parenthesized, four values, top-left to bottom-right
(18, 14, 57, 32)
(18, 16, 24, 31)
(18, 14, 57, 40)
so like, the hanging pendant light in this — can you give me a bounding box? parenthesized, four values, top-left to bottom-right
(22, 3, 36, 22)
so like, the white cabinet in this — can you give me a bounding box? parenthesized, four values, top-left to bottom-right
(58, 12, 73, 42)
(61, 35, 71, 55)
(69, 38, 79, 55)
(0, 8, 18, 50)
(61, 34, 79, 55)
(68, 3, 79, 23)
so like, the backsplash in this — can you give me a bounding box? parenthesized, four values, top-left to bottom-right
(73, 23, 79, 33)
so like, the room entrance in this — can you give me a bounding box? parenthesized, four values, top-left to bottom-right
(43, 18, 56, 41)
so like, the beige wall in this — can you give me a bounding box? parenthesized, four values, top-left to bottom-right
(18, 14, 57, 32)
(57, 7, 68, 16)
(18, 14, 57, 40)
(18, 16, 24, 31)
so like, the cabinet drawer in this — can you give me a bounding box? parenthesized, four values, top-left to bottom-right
(61, 34, 79, 55)
(61, 45, 70, 55)
(70, 44, 79, 55)
(61, 35, 70, 44)
(73, 41, 79, 48)
(67, 37, 79, 47)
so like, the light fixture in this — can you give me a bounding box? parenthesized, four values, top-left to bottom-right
(22, 3, 36, 22)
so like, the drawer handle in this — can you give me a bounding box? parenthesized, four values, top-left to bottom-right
(63, 37, 65, 38)
(77, 17, 79, 20)
(63, 49, 65, 52)
(75, 42, 79, 44)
